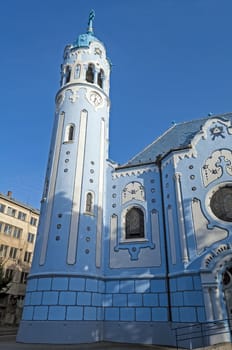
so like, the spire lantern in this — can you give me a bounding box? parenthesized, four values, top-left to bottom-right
(73, 9, 100, 49)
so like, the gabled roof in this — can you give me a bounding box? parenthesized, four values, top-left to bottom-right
(121, 112, 232, 168)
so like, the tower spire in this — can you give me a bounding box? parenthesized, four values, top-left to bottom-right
(87, 9, 95, 34)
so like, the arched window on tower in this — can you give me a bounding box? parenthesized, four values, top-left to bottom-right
(97, 69, 104, 88)
(125, 207, 144, 239)
(64, 123, 75, 143)
(74, 64, 81, 79)
(64, 66, 71, 84)
(86, 64, 94, 83)
(85, 192, 94, 214)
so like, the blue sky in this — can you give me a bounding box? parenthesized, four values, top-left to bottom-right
(1, 0, 232, 208)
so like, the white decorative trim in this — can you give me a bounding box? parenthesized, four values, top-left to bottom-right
(40, 112, 65, 265)
(113, 166, 157, 179)
(96, 118, 105, 268)
(192, 198, 227, 253)
(203, 287, 215, 321)
(151, 210, 161, 266)
(173, 173, 189, 263)
(67, 110, 88, 264)
(167, 205, 177, 265)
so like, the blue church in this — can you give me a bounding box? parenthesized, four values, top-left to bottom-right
(17, 12, 232, 348)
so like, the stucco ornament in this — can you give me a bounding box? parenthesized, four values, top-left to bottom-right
(122, 182, 145, 204)
(86, 91, 103, 108)
(202, 149, 232, 187)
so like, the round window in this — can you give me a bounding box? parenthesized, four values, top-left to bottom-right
(210, 186, 232, 222)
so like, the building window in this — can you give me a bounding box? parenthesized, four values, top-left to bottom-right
(0, 204, 5, 213)
(24, 251, 32, 263)
(0, 222, 3, 233)
(18, 211, 26, 221)
(64, 123, 75, 142)
(20, 271, 28, 284)
(74, 64, 81, 79)
(0, 244, 8, 258)
(5, 269, 14, 280)
(97, 69, 104, 88)
(9, 247, 18, 260)
(125, 207, 144, 239)
(30, 217, 37, 226)
(27, 232, 35, 244)
(13, 227, 22, 239)
(4, 224, 13, 236)
(64, 65, 71, 84)
(86, 64, 94, 83)
(85, 192, 94, 214)
(7, 207, 16, 217)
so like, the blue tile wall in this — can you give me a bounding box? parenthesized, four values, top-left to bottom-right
(106, 280, 120, 293)
(52, 277, 69, 290)
(22, 306, 34, 320)
(24, 276, 193, 325)
(42, 291, 59, 305)
(37, 278, 51, 291)
(59, 291, 76, 305)
(136, 308, 151, 321)
(66, 306, 83, 320)
(120, 307, 135, 321)
(48, 306, 66, 320)
(105, 308, 119, 321)
(33, 306, 48, 320)
(77, 292, 91, 305)
(152, 307, 168, 321)
(86, 278, 98, 292)
(69, 277, 85, 291)
(84, 306, 97, 320)
(30, 292, 42, 305)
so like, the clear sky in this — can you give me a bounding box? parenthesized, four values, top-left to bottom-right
(1, 0, 232, 209)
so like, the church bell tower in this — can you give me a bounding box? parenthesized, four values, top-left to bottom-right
(18, 11, 111, 343)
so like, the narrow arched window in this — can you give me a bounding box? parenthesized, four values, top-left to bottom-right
(86, 192, 93, 213)
(68, 125, 74, 141)
(75, 64, 81, 79)
(64, 124, 75, 142)
(86, 64, 94, 83)
(64, 66, 71, 84)
(125, 207, 144, 239)
(97, 69, 104, 88)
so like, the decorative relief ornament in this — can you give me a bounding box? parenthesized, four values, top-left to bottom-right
(122, 182, 145, 204)
(202, 149, 232, 187)
(94, 47, 102, 57)
(210, 125, 225, 140)
(68, 89, 77, 103)
(87, 91, 103, 108)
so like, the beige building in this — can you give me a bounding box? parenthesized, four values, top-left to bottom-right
(0, 191, 39, 324)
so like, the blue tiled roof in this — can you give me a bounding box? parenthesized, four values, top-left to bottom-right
(123, 113, 232, 167)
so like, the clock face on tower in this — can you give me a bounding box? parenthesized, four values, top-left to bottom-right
(122, 182, 145, 204)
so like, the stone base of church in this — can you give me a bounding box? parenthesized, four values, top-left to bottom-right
(17, 320, 231, 348)
(17, 320, 104, 344)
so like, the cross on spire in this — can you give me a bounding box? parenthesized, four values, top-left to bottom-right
(87, 9, 95, 34)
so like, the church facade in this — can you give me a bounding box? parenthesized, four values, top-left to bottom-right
(17, 13, 232, 348)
